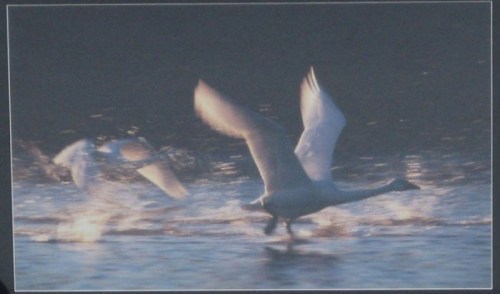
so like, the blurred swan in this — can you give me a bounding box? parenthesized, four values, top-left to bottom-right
(53, 137, 188, 199)
(194, 67, 419, 236)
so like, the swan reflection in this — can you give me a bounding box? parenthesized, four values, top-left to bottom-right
(261, 244, 341, 287)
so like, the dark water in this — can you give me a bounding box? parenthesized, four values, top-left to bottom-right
(12, 150, 491, 290)
(7, 2, 490, 155)
(7, 2, 491, 291)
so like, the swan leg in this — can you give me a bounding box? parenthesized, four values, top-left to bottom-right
(285, 220, 294, 237)
(264, 215, 278, 235)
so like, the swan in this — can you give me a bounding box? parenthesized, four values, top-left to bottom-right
(52, 137, 188, 199)
(194, 67, 420, 236)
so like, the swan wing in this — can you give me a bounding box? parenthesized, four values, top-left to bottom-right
(52, 139, 98, 189)
(294, 67, 346, 182)
(137, 161, 188, 199)
(98, 138, 155, 163)
(194, 80, 311, 194)
(99, 138, 188, 199)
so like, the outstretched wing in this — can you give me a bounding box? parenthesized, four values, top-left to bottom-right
(52, 139, 98, 189)
(194, 80, 311, 194)
(97, 138, 157, 168)
(98, 138, 188, 199)
(137, 161, 188, 199)
(294, 67, 346, 182)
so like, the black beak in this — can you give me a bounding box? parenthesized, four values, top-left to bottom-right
(408, 182, 421, 190)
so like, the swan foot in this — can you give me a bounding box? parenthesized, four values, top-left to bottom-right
(264, 215, 278, 235)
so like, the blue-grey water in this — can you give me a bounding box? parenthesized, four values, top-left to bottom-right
(12, 150, 491, 290)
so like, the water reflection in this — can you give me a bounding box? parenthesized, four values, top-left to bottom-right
(404, 154, 424, 181)
(260, 244, 340, 288)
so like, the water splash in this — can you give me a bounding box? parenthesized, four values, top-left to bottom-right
(308, 208, 357, 238)
(55, 210, 112, 242)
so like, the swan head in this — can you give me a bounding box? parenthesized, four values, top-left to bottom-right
(388, 178, 420, 191)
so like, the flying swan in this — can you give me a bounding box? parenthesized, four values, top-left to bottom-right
(194, 67, 420, 236)
(52, 137, 188, 199)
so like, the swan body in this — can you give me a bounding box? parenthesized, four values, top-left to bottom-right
(53, 137, 188, 199)
(194, 67, 420, 236)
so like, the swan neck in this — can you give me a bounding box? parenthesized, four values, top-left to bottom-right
(329, 183, 394, 206)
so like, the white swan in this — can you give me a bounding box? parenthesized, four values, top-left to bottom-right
(194, 67, 420, 236)
(52, 137, 188, 199)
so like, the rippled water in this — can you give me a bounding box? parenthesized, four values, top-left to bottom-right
(12, 151, 491, 290)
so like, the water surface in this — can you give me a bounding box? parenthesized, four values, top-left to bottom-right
(13, 151, 491, 290)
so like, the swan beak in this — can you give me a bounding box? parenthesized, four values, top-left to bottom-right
(407, 182, 421, 190)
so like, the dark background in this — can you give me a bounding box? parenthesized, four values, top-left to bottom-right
(7, 2, 491, 157)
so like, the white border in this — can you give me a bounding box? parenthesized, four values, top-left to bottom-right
(7, 1, 493, 292)
(4, 0, 495, 7)
(6, 4, 16, 293)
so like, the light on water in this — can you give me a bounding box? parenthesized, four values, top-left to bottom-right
(11, 151, 491, 290)
(55, 212, 110, 243)
(10, 98, 492, 290)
